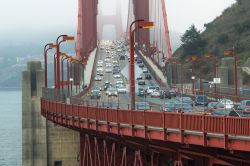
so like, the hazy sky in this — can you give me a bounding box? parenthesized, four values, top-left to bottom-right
(0, 0, 235, 42)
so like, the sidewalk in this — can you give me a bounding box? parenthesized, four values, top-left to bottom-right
(137, 50, 168, 85)
(84, 48, 97, 86)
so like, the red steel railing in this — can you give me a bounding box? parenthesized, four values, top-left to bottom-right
(41, 98, 250, 137)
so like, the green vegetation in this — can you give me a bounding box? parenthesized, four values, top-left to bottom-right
(173, 0, 250, 81)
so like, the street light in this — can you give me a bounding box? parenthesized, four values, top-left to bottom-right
(224, 48, 238, 99)
(44, 43, 57, 88)
(185, 56, 199, 95)
(60, 53, 69, 90)
(56, 35, 75, 89)
(129, 20, 154, 110)
(204, 53, 217, 94)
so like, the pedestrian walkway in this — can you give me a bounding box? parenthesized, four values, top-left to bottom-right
(138, 50, 167, 84)
(84, 48, 97, 86)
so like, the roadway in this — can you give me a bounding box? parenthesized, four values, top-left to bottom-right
(81, 40, 214, 113)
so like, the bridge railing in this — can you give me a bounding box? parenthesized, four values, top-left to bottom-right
(41, 98, 250, 137)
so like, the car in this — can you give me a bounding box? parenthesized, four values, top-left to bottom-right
(195, 95, 208, 106)
(97, 71, 104, 76)
(95, 76, 102, 81)
(135, 102, 151, 111)
(142, 68, 148, 73)
(113, 68, 120, 74)
(136, 75, 143, 80)
(116, 79, 123, 84)
(105, 63, 112, 67)
(92, 86, 102, 91)
(146, 86, 160, 95)
(207, 102, 224, 110)
(97, 60, 103, 64)
(163, 103, 192, 113)
(237, 100, 250, 111)
(210, 108, 232, 116)
(138, 80, 145, 85)
(162, 102, 176, 112)
(219, 99, 234, 109)
(229, 110, 250, 117)
(97, 63, 103, 67)
(113, 74, 121, 78)
(120, 55, 125, 60)
(139, 63, 144, 68)
(138, 88, 146, 96)
(169, 89, 177, 97)
(145, 74, 152, 80)
(151, 90, 161, 97)
(106, 88, 118, 96)
(104, 81, 112, 90)
(97, 67, 103, 72)
(160, 90, 171, 99)
(117, 85, 127, 93)
(105, 68, 112, 73)
(137, 59, 142, 64)
(90, 90, 101, 99)
(177, 97, 193, 107)
(104, 58, 111, 62)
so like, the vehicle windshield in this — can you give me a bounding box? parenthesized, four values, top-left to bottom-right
(197, 96, 207, 102)
(246, 101, 250, 106)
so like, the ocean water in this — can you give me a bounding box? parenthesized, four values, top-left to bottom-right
(0, 89, 21, 166)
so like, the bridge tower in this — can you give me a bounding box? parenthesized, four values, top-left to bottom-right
(97, 0, 123, 40)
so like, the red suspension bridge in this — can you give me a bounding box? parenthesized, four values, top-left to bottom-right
(41, 0, 250, 165)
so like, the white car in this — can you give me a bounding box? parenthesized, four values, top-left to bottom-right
(97, 67, 103, 72)
(117, 85, 127, 93)
(113, 74, 121, 78)
(116, 79, 123, 84)
(219, 99, 234, 109)
(151, 90, 161, 97)
(142, 68, 148, 73)
(106, 88, 118, 96)
(97, 60, 103, 64)
(105, 63, 112, 67)
(105, 68, 112, 73)
(95, 76, 102, 81)
(97, 63, 103, 67)
(146, 86, 160, 95)
(105, 58, 111, 62)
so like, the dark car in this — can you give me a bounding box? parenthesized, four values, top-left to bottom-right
(160, 90, 171, 99)
(91, 90, 101, 99)
(195, 95, 208, 106)
(229, 110, 250, 117)
(104, 81, 112, 91)
(169, 89, 177, 97)
(177, 97, 193, 107)
(137, 59, 142, 64)
(138, 88, 146, 96)
(145, 74, 152, 80)
(119, 55, 125, 60)
(138, 63, 144, 68)
(135, 102, 151, 111)
(138, 80, 145, 85)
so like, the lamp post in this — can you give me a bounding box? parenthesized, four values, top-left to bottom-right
(60, 53, 69, 90)
(205, 53, 217, 94)
(56, 35, 75, 89)
(233, 47, 238, 98)
(129, 20, 154, 110)
(185, 56, 199, 95)
(44, 43, 53, 88)
(224, 48, 238, 99)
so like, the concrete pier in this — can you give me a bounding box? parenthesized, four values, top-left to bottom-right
(22, 61, 79, 166)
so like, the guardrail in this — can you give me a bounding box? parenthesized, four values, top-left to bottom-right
(41, 98, 250, 137)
